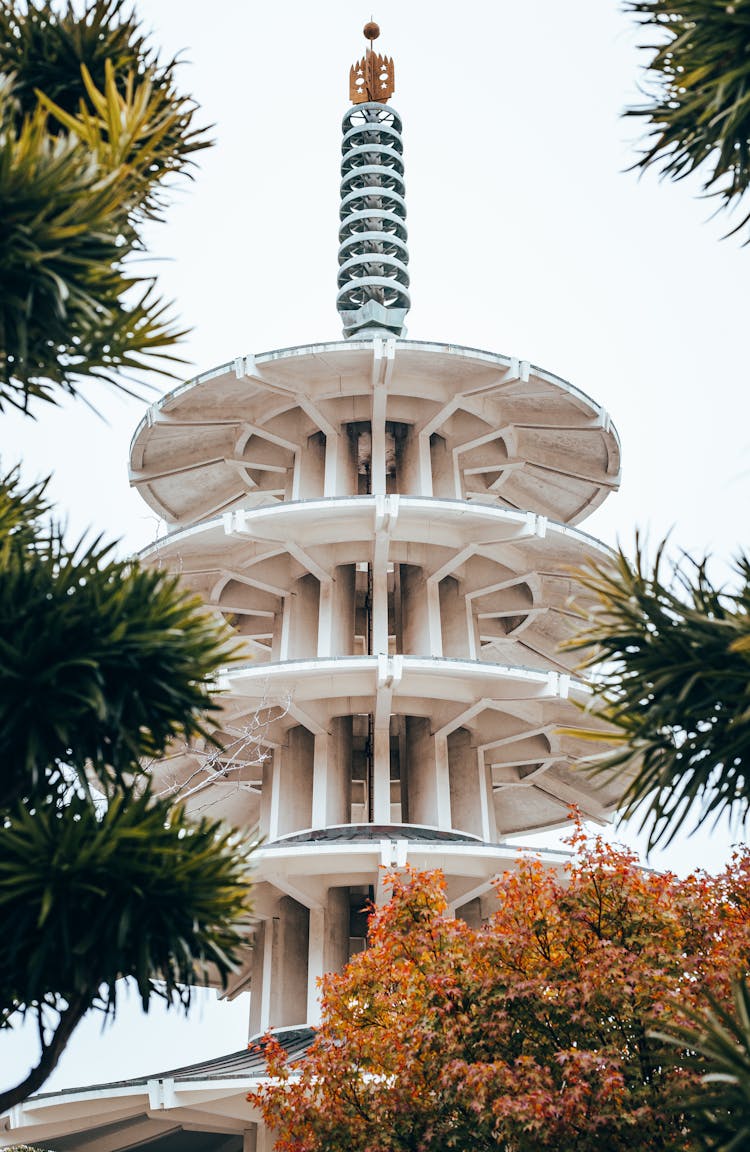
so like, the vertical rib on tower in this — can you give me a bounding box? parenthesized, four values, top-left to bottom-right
(337, 32, 410, 339)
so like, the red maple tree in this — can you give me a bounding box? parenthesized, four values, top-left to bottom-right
(251, 829, 750, 1152)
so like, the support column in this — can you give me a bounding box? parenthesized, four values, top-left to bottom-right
(405, 717, 451, 829)
(448, 727, 482, 837)
(325, 887, 350, 974)
(288, 575, 319, 659)
(311, 732, 329, 829)
(371, 342, 388, 496)
(255, 1123, 276, 1152)
(307, 907, 326, 1026)
(331, 564, 356, 656)
(269, 898, 309, 1027)
(477, 748, 497, 842)
(264, 749, 281, 841)
(440, 576, 470, 657)
(256, 915, 277, 1034)
(317, 580, 333, 657)
(434, 733, 452, 829)
(401, 565, 430, 654)
(277, 727, 314, 837)
(371, 565, 389, 656)
(427, 581, 443, 657)
(372, 726, 391, 823)
(323, 432, 340, 496)
(417, 432, 433, 496)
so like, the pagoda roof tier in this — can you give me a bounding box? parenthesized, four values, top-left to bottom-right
(129, 339, 621, 527)
(147, 654, 623, 837)
(140, 497, 610, 674)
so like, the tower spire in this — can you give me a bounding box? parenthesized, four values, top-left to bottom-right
(337, 21, 410, 340)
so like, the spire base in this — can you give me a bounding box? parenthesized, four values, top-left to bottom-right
(340, 300, 408, 340)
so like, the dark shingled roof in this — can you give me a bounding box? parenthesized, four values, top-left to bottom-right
(32, 1027, 314, 1099)
(265, 823, 484, 847)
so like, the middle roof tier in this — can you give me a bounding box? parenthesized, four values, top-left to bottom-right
(141, 495, 610, 674)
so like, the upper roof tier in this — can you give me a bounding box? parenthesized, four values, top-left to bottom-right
(130, 339, 621, 527)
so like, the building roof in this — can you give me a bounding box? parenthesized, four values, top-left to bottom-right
(32, 1028, 314, 1100)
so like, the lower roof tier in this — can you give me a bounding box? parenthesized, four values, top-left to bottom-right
(149, 654, 625, 840)
(129, 338, 621, 527)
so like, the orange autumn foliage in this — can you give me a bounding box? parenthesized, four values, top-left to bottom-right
(250, 829, 750, 1152)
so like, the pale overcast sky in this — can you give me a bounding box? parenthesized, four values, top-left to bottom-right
(2, 0, 749, 1098)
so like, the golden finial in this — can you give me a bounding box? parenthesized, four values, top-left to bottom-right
(349, 20, 395, 105)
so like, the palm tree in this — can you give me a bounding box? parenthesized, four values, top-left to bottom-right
(567, 536, 750, 851)
(627, 0, 750, 239)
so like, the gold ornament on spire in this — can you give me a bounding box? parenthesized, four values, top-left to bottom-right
(349, 21, 395, 104)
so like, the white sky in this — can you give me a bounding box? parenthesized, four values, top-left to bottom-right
(2, 0, 749, 1100)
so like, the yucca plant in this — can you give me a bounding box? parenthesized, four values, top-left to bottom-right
(0, 0, 211, 411)
(0, 0, 208, 205)
(627, 0, 750, 239)
(565, 537, 750, 850)
(0, 476, 241, 807)
(0, 787, 255, 1112)
(651, 979, 750, 1151)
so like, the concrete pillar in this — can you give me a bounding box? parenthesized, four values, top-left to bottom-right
(448, 727, 483, 838)
(480, 750, 498, 842)
(277, 726, 313, 837)
(456, 897, 482, 929)
(371, 565, 389, 656)
(269, 897, 309, 1027)
(372, 726, 391, 823)
(248, 911, 278, 1036)
(311, 717, 351, 829)
(287, 574, 320, 660)
(248, 918, 268, 1037)
(401, 565, 430, 655)
(261, 749, 282, 841)
(322, 431, 338, 497)
(311, 732, 329, 830)
(399, 426, 420, 495)
(317, 580, 333, 657)
(440, 576, 471, 657)
(259, 756, 272, 841)
(372, 400, 387, 497)
(405, 716, 452, 828)
(307, 907, 325, 1025)
(299, 432, 326, 498)
(325, 429, 357, 497)
(331, 716, 352, 825)
(427, 581, 443, 656)
(254, 1126, 276, 1152)
(429, 433, 453, 498)
(417, 432, 433, 497)
(434, 733, 453, 829)
(325, 886, 351, 975)
(331, 564, 356, 656)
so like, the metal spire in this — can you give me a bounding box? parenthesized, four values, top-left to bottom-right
(337, 21, 410, 340)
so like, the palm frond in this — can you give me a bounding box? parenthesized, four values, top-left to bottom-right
(627, 0, 750, 241)
(651, 979, 750, 1151)
(566, 535, 750, 850)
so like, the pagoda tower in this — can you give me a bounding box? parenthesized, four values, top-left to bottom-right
(1, 24, 623, 1152)
(127, 19, 622, 1035)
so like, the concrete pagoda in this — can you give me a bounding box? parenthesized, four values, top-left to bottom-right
(1, 23, 623, 1152)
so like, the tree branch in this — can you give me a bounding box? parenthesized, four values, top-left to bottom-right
(0, 996, 90, 1114)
